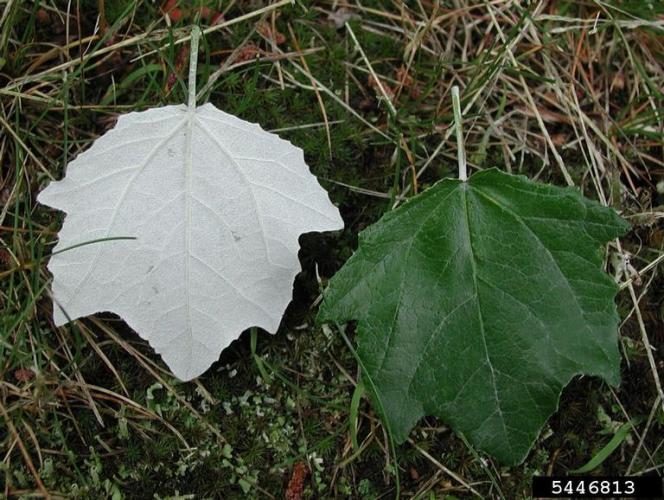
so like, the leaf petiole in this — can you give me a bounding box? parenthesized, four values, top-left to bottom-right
(188, 26, 201, 110)
(451, 86, 467, 181)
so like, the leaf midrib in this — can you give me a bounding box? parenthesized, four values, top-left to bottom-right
(460, 185, 510, 451)
(183, 108, 195, 368)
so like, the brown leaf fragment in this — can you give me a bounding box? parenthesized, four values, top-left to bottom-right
(258, 21, 285, 45)
(36, 8, 50, 25)
(0, 248, 11, 268)
(395, 66, 422, 99)
(165, 43, 190, 94)
(551, 132, 568, 147)
(367, 75, 395, 101)
(14, 368, 35, 383)
(210, 12, 225, 26)
(234, 43, 261, 63)
(285, 462, 309, 500)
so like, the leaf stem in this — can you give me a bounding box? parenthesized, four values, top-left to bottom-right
(188, 26, 201, 111)
(451, 86, 467, 181)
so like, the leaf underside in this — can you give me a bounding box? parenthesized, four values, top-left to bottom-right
(318, 169, 629, 465)
(39, 103, 343, 380)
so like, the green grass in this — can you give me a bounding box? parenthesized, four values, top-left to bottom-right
(1, 0, 663, 498)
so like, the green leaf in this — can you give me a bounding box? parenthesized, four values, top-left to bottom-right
(318, 168, 629, 465)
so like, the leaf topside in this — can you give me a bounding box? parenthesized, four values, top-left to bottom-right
(318, 168, 628, 464)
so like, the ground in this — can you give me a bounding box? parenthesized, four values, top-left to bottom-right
(1, 1, 663, 498)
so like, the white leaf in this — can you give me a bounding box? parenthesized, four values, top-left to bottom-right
(38, 103, 343, 380)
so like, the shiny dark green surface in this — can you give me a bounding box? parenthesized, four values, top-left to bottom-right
(319, 168, 629, 464)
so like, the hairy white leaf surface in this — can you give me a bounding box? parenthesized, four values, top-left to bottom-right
(38, 103, 343, 380)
